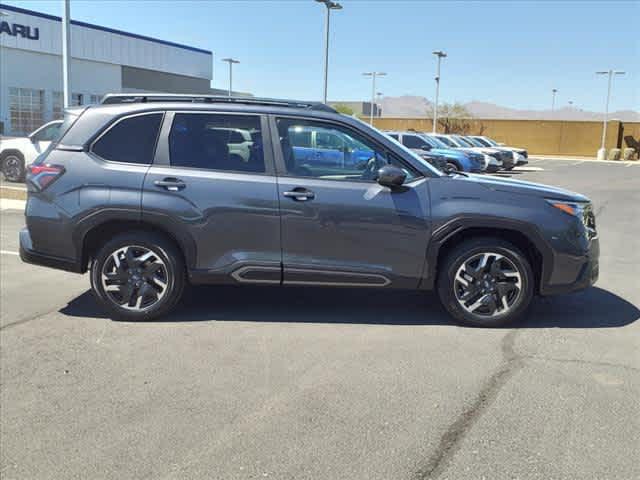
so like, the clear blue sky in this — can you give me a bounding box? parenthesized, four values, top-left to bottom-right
(6, 0, 639, 112)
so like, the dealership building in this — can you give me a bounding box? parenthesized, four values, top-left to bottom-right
(0, 3, 216, 136)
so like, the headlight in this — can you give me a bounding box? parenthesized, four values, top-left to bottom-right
(546, 199, 597, 238)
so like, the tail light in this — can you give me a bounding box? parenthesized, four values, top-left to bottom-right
(27, 164, 65, 190)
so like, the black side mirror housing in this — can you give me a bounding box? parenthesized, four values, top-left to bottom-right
(377, 165, 407, 189)
(421, 144, 431, 151)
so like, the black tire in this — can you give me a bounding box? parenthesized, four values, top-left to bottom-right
(445, 161, 460, 173)
(437, 237, 534, 327)
(90, 231, 185, 321)
(1, 151, 26, 182)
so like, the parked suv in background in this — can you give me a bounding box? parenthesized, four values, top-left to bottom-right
(0, 120, 63, 182)
(448, 134, 515, 170)
(469, 135, 529, 166)
(387, 131, 484, 173)
(20, 94, 599, 327)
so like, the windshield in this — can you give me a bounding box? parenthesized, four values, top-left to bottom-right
(434, 135, 457, 147)
(451, 135, 474, 147)
(463, 136, 485, 147)
(418, 134, 447, 149)
(482, 136, 499, 147)
(471, 136, 492, 147)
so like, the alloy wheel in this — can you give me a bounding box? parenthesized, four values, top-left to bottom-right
(100, 245, 169, 311)
(453, 252, 522, 317)
(3, 155, 23, 181)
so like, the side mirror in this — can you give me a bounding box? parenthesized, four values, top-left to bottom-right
(377, 165, 406, 189)
(420, 144, 432, 151)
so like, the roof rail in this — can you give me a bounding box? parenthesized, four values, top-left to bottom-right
(100, 93, 337, 113)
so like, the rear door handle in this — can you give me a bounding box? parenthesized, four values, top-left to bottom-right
(283, 188, 315, 201)
(154, 177, 186, 192)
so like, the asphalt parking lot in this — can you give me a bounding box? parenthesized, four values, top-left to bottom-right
(1, 158, 639, 479)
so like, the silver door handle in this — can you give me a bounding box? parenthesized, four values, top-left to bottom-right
(283, 189, 315, 201)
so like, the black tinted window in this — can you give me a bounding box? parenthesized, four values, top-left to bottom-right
(169, 114, 265, 172)
(402, 134, 427, 149)
(93, 114, 162, 164)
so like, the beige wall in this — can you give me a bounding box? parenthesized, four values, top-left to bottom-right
(369, 118, 640, 157)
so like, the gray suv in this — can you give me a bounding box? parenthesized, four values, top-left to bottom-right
(20, 94, 599, 327)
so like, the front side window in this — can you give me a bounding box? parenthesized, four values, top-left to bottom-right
(92, 113, 163, 164)
(168, 113, 265, 172)
(277, 118, 416, 182)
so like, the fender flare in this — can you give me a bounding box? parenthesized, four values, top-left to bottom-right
(421, 214, 554, 291)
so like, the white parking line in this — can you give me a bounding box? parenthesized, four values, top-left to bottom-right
(0, 185, 27, 191)
(0, 199, 26, 211)
(0, 250, 19, 256)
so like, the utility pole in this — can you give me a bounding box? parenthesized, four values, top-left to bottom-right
(221, 58, 240, 97)
(362, 72, 386, 125)
(432, 50, 447, 133)
(595, 69, 625, 155)
(315, 0, 342, 104)
(551, 88, 557, 117)
(62, 0, 71, 108)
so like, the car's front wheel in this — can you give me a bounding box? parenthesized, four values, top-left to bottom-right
(437, 238, 534, 327)
(1, 152, 26, 182)
(90, 232, 185, 321)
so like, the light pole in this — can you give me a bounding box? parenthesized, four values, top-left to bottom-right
(62, 0, 71, 108)
(376, 92, 383, 117)
(362, 72, 386, 125)
(432, 50, 447, 133)
(315, 0, 342, 104)
(221, 58, 240, 97)
(596, 70, 625, 155)
(551, 88, 558, 117)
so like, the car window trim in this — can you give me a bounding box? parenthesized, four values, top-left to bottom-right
(268, 114, 423, 182)
(155, 110, 275, 176)
(89, 111, 165, 166)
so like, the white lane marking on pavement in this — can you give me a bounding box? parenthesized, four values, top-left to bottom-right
(0, 198, 26, 211)
(571, 161, 585, 166)
(514, 166, 544, 171)
(0, 185, 27, 191)
(0, 250, 19, 256)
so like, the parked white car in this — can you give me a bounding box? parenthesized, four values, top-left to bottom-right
(208, 127, 255, 163)
(469, 135, 529, 166)
(0, 120, 63, 182)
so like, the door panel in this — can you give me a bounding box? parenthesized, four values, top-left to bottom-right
(277, 176, 431, 288)
(142, 112, 281, 282)
(272, 114, 431, 289)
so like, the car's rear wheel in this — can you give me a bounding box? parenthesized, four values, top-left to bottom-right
(437, 238, 534, 327)
(90, 232, 185, 321)
(1, 152, 25, 182)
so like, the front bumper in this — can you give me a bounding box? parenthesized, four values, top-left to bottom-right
(539, 236, 599, 296)
(19, 228, 82, 273)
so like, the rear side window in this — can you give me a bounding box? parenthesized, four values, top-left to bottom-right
(168, 113, 265, 173)
(92, 113, 163, 164)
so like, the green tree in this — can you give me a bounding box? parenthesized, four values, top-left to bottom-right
(334, 104, 355, 116)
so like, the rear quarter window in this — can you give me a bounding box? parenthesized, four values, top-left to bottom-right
(92, 113, 163, 164)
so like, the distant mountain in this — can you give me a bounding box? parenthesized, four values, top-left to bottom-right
(378, 96, 640, 122)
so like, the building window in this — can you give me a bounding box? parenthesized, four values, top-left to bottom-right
(52, 91, 63, 119)
(9, 88, 45, 135)
(89, 94, 102, 105)
(72, 93, 83, 106)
